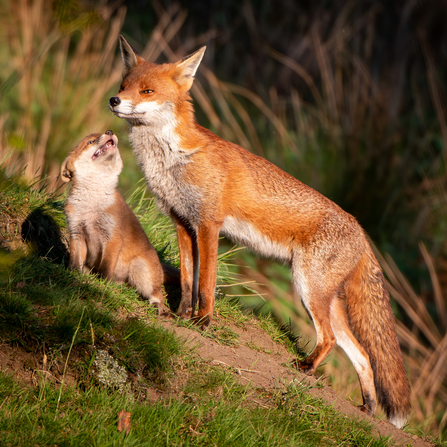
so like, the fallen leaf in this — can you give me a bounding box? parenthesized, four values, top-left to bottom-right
(117, 409, 131, 435)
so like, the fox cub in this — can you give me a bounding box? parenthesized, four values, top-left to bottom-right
(109, 35, 411, 427)
(61, 130, 179, 314)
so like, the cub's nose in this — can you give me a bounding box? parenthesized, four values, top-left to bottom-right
(109, 97, 121, 107)
(105, 130, 114, 136)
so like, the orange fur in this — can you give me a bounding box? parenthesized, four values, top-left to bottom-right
(109, 35, 411, 427)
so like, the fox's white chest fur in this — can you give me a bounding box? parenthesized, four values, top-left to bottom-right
(129, 124, 203, 224)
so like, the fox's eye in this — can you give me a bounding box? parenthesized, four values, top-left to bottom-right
(119, 85, 125, 92)
(140, 89, 154, 95)
(87, 140, 95, 145)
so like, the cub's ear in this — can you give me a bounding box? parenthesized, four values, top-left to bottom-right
(60, 157, 73, 183)
(174, 46, 206, 91)
(119, 34, 144, 76)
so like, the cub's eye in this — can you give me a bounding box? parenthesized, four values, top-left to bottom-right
(140, 89, 154, 95)
(87, 140, 95, 145)
(119, 85, 125, 92)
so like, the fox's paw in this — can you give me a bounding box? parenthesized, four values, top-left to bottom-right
(191, 314, 212, 331)
(356, 395, 377, 417)
(356, 404, 375, 417)
(291, 358, 316, 375)
(176, 307, 192, 319)
(153, 303, 172, 317)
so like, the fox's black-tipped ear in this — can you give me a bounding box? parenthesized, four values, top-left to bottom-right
(119, 34, 143, 75)
(60, 157, 73, 183)
(174, 46, 206, 91)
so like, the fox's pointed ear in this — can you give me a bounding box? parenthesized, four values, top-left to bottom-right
(60, 157, 73, 183)
(174, 46, 206, 90)
(119, 34, 144, 75)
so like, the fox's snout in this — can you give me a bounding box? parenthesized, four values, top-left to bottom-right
(109, 97, 121, 107)
(105, 130, 114, 136)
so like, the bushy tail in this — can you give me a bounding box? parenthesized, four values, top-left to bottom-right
(345, 248, 411, 427)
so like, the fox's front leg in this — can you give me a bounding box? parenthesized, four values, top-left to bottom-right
(68, 235, 88, 271)
(174, 218, 199, 318)
(195, 222, 221, 328)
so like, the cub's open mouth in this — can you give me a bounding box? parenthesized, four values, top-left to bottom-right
(92, 139, 115, 160)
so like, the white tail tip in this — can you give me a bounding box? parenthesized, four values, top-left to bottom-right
(388, 414, 407, 429)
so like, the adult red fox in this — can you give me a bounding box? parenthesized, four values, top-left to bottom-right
(61, 130, 179, 314)
(109, 35, 411, 427)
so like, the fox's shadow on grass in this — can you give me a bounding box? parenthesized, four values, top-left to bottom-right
(163, 284, 181, 313)
(21, 207, 69, 265)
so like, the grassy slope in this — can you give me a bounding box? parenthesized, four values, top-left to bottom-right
(0, 368, 394, 447)
(0, 174, 443, 447)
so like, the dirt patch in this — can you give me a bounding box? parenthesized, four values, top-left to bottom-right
(0, 342, 77, 389)
(0, 321, 434, 447)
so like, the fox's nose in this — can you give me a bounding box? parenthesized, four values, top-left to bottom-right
(109, 97, 121, 107)
(105, 130, 114, 136)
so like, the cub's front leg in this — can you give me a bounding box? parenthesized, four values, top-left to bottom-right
(98, 236, 123, 281)
(68, 234, 88, 272)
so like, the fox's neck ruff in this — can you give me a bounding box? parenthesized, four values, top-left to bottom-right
(129, 120, 190, 166)
(129, 116, 203, 224)
(128, 102, 194, 174)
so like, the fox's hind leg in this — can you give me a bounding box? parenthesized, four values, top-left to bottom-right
(291, 267, 377, 417)
(291, 261, 338, 374)
(292, 300, 337, 375)
(329, 294, 377, 416)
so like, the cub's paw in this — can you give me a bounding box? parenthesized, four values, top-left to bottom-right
(153, 303, 172, 317)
